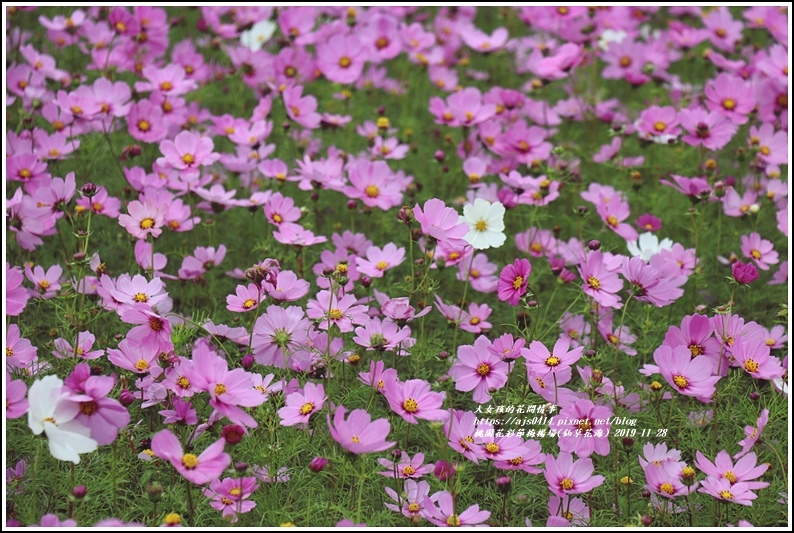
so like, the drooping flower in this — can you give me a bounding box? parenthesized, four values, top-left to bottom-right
(413, 198, 469, 248)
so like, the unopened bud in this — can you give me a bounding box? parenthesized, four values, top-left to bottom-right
(588, 240, 601, 251)
(73, 252, 87, 262)
(241, 353, 255, 370)
(434, 150, 445, 162)
(81, 182, 98, 197)
(391, 449, 402, 460)
(72, 485, 87, 500)
(119, 389, 135, 407)
(147, 482, 163, 502)
(309, 457, 328, 473)
(748, 391, 760, 401)
(622, 437, 634, 451)
(360, 276, 372, 288)
(234, 461, 248, 472)
(438, 350, 449, 360)
(496, 475, 511, 494)
(222, 425, 245, 445)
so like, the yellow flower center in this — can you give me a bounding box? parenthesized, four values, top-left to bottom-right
(560, 478, 574, 490)
(221, 497, 234, 505)
(760, 146, 771, 156)
(299, 402, 314, 415)
(485, 442, 499, 453)
(135, 359, 149, 371)
(133, 292, 148, 303)
(177, 376, 190, 389)
(578, 418, 592, 432)
(715, 28, 727, 38)
(512, 276, 523, 289)
(243, 298, 256, 309)
(720, 490, 734, 500)
(140, 217, 155, 230)
(137, 119, 151, 132)
(653, 121, 666, 132)
(365, 185, 379, 198)
(214, 383, 227, 395)
(607, 334, 619, 345)
(673, 375, 688, 389)
(49, 149, 60, 157)
(402, 465, 415, 476)
(606, 215, 618, 227)
(329, 309, 343, 320)
(722, 98, 736, 110)
(38, 279, 50, 289)
(403, 398, 419, 413)
(474, 220, 487, 232)
(545, 356, 561, 367)
(181, 453, 199, 469)
(751, 249, 762, 260)
(660, 482, 675, 495)
(339, 56, 352, 68)
(149, 317, 163, 332)
(19, 168, 32, 179)
(181, 153, 195, 165)
(376, 261, 388, 270)
(477, 363, 491, 376)
(587, 276, 601, 290)
(470, 317, 481, 325)
(92, 202, 104, 212)
(79, 401, 98, 415)
(71, 106, 83, 115)
(724, 470, 737, 483)
(351, 435, 360, 443)
(285, 66, 296, 78)
(160, 81, 173, 92)
(446, 515, 461, 527)
(6, 346, 14, 357)
(164, 513, 182, 525)
(743, 359, 759, 373)
(689, 344, 703, 357)
(408, 502, 420, 513)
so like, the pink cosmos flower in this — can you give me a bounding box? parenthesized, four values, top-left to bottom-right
(265, 270, 310, 302)
(705, 73, 755, 125)
(6, 372, 29, 419)
(151, 428, 230, 485)
(380, 297, 432, 324)
(384, 479, 430, 519)
(160, 397, 198, 425)
(135, 64, 197, 97)
(596, 195, 638, 241)
(353, 317, 412, 353)
(578, 251, 624, 309)
(740, 232, 778, 271)
(422, 490, 491, 527)
(735, 409, 769, 460)
(384, 379, 448, 425)
(698, 477, 758, 506)
(24, 263, 62, 299)
(731, 335, 784, 381)
(226, 283, 264, 313)
(118, 199, 167, 240)
(622, 256, 685, 307)
(703, 7, 743, 52)
(328, 406, 396, 454)
(107, 337, 160, 375)
(156, 131, 220, 179)
(522, 337, 584, 375)
(344, 159, 408, 210)
(358, 360, 399, 395)
(75, 186, 121, 219)
(252, 305, 311, 368)
(264, 192, 301, 228)
(695, 451, 769, 491)
(413, 198, 469, 248)
(644, 461, 695, 499)
(449, 335, 509, 403)
(372, 136, 409, 160)
(282, 85, 321, 129)
(356, 243, 406, 278)
(551, 400, 612, 457)
(653, 344, 720, 402)
(121, 304, 173, 352)
(317, 34, 367, 85)
(636, 213, 662, 232)
(306, 290, 368, 333)
(379, 451, 433, 479)
(637, 105, 680, 140)
(458, 302, 493, 334)
(278, 382, 326, 427)
(679, 107, 738, 150)
(273, 223, 328, 247)
(52, 331, 104, 361)
(749, 123, 788, 166)
(497, 258, 531, 305)
(65, 365, 130, 446)
(544, 452, 605, 497)
(203, 476, 258, 523)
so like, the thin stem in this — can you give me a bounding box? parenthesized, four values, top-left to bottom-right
(451, 250, 475, 355)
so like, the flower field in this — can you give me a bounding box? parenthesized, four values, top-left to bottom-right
(3, 6, 790, 528)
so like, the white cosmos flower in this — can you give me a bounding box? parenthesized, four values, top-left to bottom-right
(460, 198, 506, 250)
(240, 20, 277, 51)
(626, 232, 674, 262)
(28, 375, 98, 464)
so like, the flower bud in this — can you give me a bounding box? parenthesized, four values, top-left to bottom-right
(748, 391, 760, 401)
(732, 261, 759, 285)
(434, 150, 445, 162)
(73, 252, 87, 262)
(437, 350, 449, 360)
(434, 461, 455, 481)
(496, 475, 511, 494)
(576, 205, 589, 216)
(241, 353, 255, 370)
(681, 465, 696, 486)
(397, 206, 414, 225)
(234, 461, 248, 472)
(588, 239, 601, 251)
(119, 389, 135, 407)
(346, 199, 358, 210)
(391, 449, 402, 460)
(641, 515, 653, 526)
(309, 457, 328, 473)
(360, 276, 372, 288)
(147, 482, 163, 502)
(72, 485, 87, 500)
(748, 203, 760, 214)
(81, 182, 98, 197)
(641, 490, 651, 498)
(222, 424, 245, 445)
(622, 437, 634, 451)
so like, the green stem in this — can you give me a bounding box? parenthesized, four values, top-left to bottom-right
(451, 250, 475, 355)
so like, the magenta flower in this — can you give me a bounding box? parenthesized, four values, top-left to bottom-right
(679, 106, 738, 150)
(151, 429, 230, 485)
(596, 195, 638, 242)
(663, 314, 723, 374)
(278, 382, 326, 427)
(135, 64, 197, 96)
(358, 360, 399, 395)
(265, 270, 310, 302)
(740, 232, 778, 271)
(636, 213, 662, 232)
(644, 461, 695, 499)
(497, 258, 531, 305)
(449, 336, 509, 403)
(543, 452, 605, 497)
(653, 345, 720, 402)
(423, 490, 490, 527)
(352, 317, 412, 353)
(6, 372, 29, 419)
(6, 263, 30, 316)
(203, 476, 258, 523)
(24, 263, 62, 299)
(107, 337, 160, 375)
(551, 400, 612, 457)
(356, 243, 406, 278)
(121, 304, 173, 352)
(343, 159, 407, 211)
(264, 192, 301, 228)
(65, 367, 130, 446)
(732, 261, 759, 284)
(637, 105, 680, 140)
(384, 379, 448, 425)
(621, 256, 685, 308)
(578, 250, 624, 308)
(327, 406, 395, 454)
